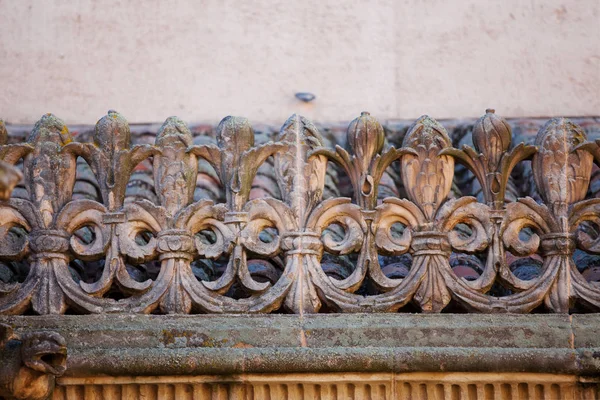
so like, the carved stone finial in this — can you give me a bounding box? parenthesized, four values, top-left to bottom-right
(401, 115, 454, 221)
(533, 118, 593, 210)
(27, 113, 72, 146)
(24, 114, 77, 228)
(94, 110, 131, 151)
(154, 116, 196, 215)
(472, 108, 512, 170)
(346, 111, 385, 177)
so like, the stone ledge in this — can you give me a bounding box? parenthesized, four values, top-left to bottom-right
(1, 314, 599, 377)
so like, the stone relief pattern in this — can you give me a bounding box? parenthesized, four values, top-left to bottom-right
(49, 375, 592, 400)
(0, 111, 599, 315)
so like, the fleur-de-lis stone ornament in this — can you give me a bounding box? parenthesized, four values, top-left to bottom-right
(401, 116, 454, 312)
(533, 118, 594, 312)
(63, 111, 158, 296)
(275, 115, 327, 314)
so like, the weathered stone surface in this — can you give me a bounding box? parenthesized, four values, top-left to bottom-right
(0, 313, 598, 398)
(1, 314, 598, 377)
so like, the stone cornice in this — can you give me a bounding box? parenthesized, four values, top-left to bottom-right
(2, 314, 599, 377)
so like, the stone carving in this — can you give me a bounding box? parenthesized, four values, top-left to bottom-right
(0, 110, 599, 315)
(50, 372, 592, 400)
(0, 323, 66, 400)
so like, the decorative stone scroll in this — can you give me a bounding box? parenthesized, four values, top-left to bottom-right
(0, 110, 599, 315)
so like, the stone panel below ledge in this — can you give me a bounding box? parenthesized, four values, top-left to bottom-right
(53, 373, 598, 400)
(1, 314, 599, 399)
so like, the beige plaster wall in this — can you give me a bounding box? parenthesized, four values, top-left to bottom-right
(0, 0, 598, 125)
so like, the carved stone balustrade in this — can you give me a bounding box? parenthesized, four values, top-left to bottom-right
(0, 110, 599, 399)
(1, 110, 600, 316)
